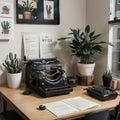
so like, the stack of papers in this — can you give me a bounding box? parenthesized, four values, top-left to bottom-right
(44, 97, 100, 116)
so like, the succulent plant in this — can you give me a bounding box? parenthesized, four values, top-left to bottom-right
(18, 0, 34, 12)
(1, 52, 24, 73)
(103, 69, 112, 77)
(2, 6, 9, 11)
(46, 5, 52, 14)
(1, 21, 10, 30)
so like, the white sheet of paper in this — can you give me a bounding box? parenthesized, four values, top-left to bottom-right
(44, 97, 100, 117)
(40, 34, 55, 58)
(23, 34, 39, 59)
(44, 101, 79, 116)
(62, 97, 100, 111)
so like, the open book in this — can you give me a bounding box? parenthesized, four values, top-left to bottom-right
(44, 96, 100, 117)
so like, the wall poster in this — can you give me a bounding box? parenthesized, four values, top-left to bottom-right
(0, 2, 14, 40)
(16, 0, 60, 24)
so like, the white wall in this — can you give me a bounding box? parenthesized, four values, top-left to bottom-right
(86, 0, 110, 84)
(0, 0, 86, 83)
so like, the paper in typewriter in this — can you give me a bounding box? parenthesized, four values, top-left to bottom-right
(44, 97, 100, 117)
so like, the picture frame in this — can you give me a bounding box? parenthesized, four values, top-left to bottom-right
(16, 0, 60, 25)
(0, 18, 13, 40)
(0, 2, 13, 18)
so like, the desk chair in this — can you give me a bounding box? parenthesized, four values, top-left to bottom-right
(110, 102, 120, 120)
(76, 108, 110, 120)
(83, 108, 110, 120)
(0, 110, 24, 120)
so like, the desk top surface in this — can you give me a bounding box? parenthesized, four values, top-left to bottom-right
(0, 84, 120, 120)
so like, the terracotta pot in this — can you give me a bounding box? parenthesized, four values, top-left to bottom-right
(24, 11, 31, 19)
(2, 29, 9, 34)
(2, 10, 9, 14)
(47, 14, 51, 18)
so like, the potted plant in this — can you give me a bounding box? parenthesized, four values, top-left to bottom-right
(1, 21, 10, 34)
(1, 52, 24, 88)
(58, 25, 113, 76)
(2, 6, 9, 14)
(46, 5, 52, 18)
(18, 0, 34, 19)
(102, 69, 112, 88)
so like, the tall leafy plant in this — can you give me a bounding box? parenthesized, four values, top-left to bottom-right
(58, 25, 113, 64)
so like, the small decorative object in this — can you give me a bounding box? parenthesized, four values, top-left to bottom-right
(102, 69, 112, 88)
(58, 25, 113, 76)
(1, 52, 24, 88)
(16, 0, 60, 24)
(1, 21, 10, 34)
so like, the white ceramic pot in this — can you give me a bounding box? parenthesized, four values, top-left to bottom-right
(77, 63, 95, 76)
(7, 72, 22, 89)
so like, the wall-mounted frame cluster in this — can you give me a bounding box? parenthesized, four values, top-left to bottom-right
(0, 2, 14, 40)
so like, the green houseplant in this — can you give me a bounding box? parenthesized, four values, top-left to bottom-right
(1, 21, 10, 34)
(102, 69, 112, 87)
(18, 0, 34, 19)
(46, 5, 52, 18)
(1, 52, 24, 88)
(58, 25, 113, 76)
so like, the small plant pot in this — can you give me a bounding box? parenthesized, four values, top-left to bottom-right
(2, 10, 9, 14)
(2, 29, 9, 34)
(7, 72, 22, 89)
(47, 14, 51, 18)
(24, 11, 31, 19)
(102, 75, 112, 88)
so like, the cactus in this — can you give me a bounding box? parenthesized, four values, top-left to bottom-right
(2, 6, 9, 11)
(1, 21, 10, 30)
(46, 5, 52, 15)
(2, 52, 24, 73)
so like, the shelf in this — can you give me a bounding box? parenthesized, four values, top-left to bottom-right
(108, 19, 120, 24)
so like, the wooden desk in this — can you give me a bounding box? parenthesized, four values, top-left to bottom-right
(0, 84, 120, 120)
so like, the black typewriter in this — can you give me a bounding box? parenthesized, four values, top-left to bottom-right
(25, 58, 73, 97)
(87, 86, 118, 101)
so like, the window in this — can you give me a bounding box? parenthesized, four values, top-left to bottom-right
(109, 0, 120, 79)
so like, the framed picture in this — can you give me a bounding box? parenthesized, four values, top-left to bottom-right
(0, 2, 13, 18)
(0, 18, 13, 40)
(16, 0, 60, 25)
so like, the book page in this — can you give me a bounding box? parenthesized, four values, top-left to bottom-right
(44, 97, 100, 117)
(62, 97, 100, 111)
(44, 101, 79, 116)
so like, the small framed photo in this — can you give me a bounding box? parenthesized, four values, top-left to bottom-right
(0, 18, 13, 40)
(16, 0, 60, 25)
(0, 2, 13, 18)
